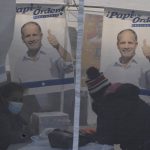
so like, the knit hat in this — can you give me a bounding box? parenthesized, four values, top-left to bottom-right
(86, 67, 111, 94)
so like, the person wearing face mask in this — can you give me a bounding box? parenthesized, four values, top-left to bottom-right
(0, 82, 32, 150)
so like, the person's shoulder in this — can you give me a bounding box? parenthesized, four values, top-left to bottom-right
(106, 59, 120, 68)
(105, 82, 140, 96)
(41, 46, 60, 59)
(133, 55, 148, 65)
(104, 83, 122, 95)
(104, 60, 120, 76)
(0, 110, 10, 121)
(15, 56, 26, 66)
(39, 47, 48, 55)
(117, 83, 140, 97)
(15, 52, 28, 61)
(13, 55, 28, 73)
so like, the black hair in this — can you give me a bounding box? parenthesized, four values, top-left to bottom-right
(0, 82, 24, 99)
(86, 66, 100, 80)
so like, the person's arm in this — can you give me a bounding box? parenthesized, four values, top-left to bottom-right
(47, 30, 72, 61)
(0, 114, 30, 146)
(142, 39, 150, 62)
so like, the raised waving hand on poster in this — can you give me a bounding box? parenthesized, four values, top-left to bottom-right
(142, 39, 150, 61)
(47, 29, 72, 62)
(47, 29, 60, 49)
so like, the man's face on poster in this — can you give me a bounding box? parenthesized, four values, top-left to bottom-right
(117, 30, 138, 59)
(21, 23, 43, 52)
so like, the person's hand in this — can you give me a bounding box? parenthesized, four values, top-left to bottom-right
(142, 39, 150, 60)
(47, 30, 59, 49)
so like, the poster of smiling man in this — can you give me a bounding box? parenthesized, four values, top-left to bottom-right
(7, 3, 74, 95)
(101, 8, 150, 92)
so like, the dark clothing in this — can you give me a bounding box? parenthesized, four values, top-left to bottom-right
(90, 83, 150, 150)
(0, 104, 31, 150)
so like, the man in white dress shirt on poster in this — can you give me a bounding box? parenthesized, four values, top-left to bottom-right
(13, 21, 73, 83)
(104, 29, 150, 89)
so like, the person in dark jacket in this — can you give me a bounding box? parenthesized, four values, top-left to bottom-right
(0, 82, 32, 150)
(86, 66, 150, 150)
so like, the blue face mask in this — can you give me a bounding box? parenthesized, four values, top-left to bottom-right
(8, 101, 23, 114)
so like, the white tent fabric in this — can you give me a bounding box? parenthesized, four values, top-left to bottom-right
(74, 0, 150, 11)
(0, 0, 16, 65)
(0, 0, 16, 82)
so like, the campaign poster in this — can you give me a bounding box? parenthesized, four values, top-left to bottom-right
(81, 13, 103, 86)
(101, 8, 150, 92)
(7, 3, 74, 95)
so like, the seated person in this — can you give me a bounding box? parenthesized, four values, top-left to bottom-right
(0, 82, 32, 150)
(86, 67, 150, 150)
